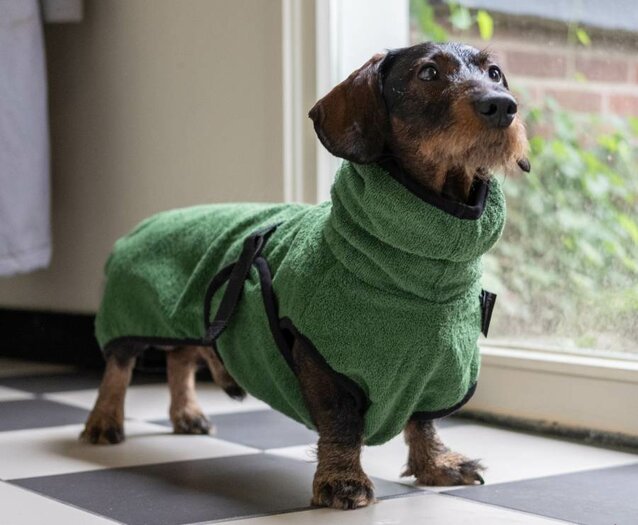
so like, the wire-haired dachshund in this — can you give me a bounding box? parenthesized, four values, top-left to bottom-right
(82, 42, 529, 510)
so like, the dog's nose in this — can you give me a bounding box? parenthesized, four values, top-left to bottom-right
(474, 94, 517, 128)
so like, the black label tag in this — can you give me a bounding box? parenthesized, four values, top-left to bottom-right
(479, 289, 497, 337)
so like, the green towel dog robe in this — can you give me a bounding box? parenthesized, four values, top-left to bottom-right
(95, 160, 505, 445)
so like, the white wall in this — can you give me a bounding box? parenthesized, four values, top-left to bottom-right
(0, 0, 284, 313)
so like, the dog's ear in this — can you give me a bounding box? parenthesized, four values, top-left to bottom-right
(309, 53, 389, 164)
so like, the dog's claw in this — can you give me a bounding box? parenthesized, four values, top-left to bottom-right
(172, 412, 212, 435)
(80, 422, 125, 445)
(224, 385, 247, 401)
(312, 477, 376, 510)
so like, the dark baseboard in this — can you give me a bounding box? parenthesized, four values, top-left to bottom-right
(0, 308, 166, 372)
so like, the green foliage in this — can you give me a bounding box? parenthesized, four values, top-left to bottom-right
(486, 102, 638, 348)
(410, 0, 494, 41)
(411, 0, 448, 41)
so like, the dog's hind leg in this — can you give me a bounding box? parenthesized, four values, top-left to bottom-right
(167, 346, 212, 435)
(81, 349, 138, 444)
(402, 419, 485, 486)
(198, 347, 246, 400)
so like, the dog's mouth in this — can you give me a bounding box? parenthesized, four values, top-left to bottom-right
(470, 120, 530, 175)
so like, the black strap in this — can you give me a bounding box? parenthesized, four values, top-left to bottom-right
(480, 289, 497, 337)
(203, 224, 279, 344)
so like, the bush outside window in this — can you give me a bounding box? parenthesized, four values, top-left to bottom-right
(410, 0, 638, 356)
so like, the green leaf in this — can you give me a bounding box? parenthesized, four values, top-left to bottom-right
(576, 28, 591, 46)
(618, 213, 638, 244)
(573, 71, 587, 83)
(476, 10, 494, 40)
(417, 2, 448, 41)
(448, 4, 473, 31)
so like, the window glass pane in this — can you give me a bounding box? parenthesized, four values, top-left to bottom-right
(410, 0, 638, 357)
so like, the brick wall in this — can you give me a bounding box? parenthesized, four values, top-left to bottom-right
(488, 36, 638, 116)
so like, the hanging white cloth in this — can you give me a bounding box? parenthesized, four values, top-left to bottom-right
(0, 0, 51, 276)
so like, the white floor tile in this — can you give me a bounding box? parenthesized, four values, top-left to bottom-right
(45, 383, 269, 420)
(0, 386, 35, 402)
(0, 421, 259, 480)
(220, 493, 566, 525)
(0, 359, 74, 378)
(0, 482, 118, 524)
(435, 424, 638, 487)
(268, 423, 638, 489)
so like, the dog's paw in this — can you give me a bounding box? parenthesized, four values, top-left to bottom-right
(171, 410, 213, 435)
(80, 413, 125, 445)
(312, 476, 376, 510)
(403, 451, 485, 486)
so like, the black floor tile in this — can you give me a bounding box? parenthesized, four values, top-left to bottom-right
(448, 462, 638, 525)
(0, 399, 90, 431)
(12, 453, 420, 525)
(153, 409, 318, 449)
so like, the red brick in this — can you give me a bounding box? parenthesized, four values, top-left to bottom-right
(610, 94, 638, 116)
(545, 89, 603, 113)
(506, 50, 567, 79)
(574, 56, 628, 83)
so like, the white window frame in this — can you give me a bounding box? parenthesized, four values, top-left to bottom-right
(315, 0, 410, 200)
(283, 0, 638, 439)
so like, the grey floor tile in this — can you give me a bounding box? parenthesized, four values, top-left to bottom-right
(435, 416, 468, 428)
(152, 410, 467, 450)
(154, 409, 318, 449)
(0, 399, 90, 431)
(12, 453, 420, 525)
(0, 371, 164, 394)
(448, 462, 638, 525)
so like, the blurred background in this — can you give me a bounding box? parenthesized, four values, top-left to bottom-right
(0, 0, 637, 434)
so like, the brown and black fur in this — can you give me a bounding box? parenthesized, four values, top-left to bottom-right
(82, 42, 529, 509)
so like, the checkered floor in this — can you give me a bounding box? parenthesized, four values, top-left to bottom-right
(1, 358, 637, 525)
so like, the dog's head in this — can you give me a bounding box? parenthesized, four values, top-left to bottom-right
(309, 42, 530, 195)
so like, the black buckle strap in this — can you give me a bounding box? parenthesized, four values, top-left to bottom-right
(203, 223, 279, 344)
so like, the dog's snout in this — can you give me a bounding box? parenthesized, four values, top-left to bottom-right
(473, 94, 517, 128)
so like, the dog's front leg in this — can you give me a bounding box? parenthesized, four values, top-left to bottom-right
(292, 339, 375, 510)
(81, 353, 136, 444)
(402, 419, 484, 486)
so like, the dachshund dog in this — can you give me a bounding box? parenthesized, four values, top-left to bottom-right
(82, 42, 529, 510)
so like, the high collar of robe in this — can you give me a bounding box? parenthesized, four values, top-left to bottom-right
(325, 160, 506, 301)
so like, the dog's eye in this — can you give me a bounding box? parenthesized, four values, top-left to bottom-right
(418, 65, 439, 81)
(488, 66, 502, 82)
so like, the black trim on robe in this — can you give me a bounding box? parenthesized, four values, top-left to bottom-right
(377, 157, 491, 220)
(409, 382, 478, 422)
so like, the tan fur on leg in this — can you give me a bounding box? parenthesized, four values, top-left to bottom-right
(167, 346, 211, 435)
(81, 355, 135, 444)
(197, 347, 245, 400)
